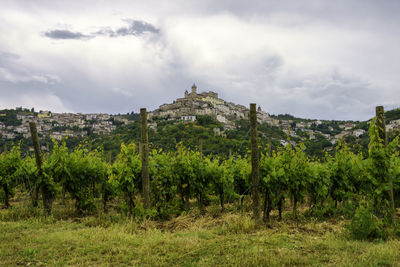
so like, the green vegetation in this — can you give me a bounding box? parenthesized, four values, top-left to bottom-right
(0, 108, 27, 126)
(0, 109, 400, 265)
(0, 118, 399, 224)
(3, 107, 400, 160)
(385, 108, 400, 123)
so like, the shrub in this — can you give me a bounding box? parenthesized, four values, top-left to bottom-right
(347, 204, 387, 241)
(394, 221, 400, 238)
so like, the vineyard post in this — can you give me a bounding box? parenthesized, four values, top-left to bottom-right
(250, 103, 261, 221)
(29, 122, 52, 215)
(138, 142, 142, 155)
(140, 108, 150, 209)
(376, 106, 396, 222)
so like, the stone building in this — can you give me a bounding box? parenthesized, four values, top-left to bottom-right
(149, 84, 276, 129)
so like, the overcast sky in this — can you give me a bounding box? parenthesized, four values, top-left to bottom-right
(0, 0, 399, 120)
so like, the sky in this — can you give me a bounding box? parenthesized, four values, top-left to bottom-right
(0, 0, 399, 120)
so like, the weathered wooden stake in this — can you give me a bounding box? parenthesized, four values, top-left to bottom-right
(140, 108, 150, 209)
(250, 103, 261, 221)
(29, 122, 52, 215)
(138, 142, 143, 155)
(376, 106, 396, 222)
(376, 106, 387, 145)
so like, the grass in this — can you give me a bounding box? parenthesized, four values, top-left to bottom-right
(1, 198, 400, 266)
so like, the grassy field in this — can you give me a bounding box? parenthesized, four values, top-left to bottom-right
(1, 201, 400, 267)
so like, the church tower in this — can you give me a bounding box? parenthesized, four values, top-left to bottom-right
(191, 83, 197, 95)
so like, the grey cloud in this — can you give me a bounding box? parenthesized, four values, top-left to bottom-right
(44, 29, 91, 40)
(95, 20, 160, 37)
(115, 20, 160, 36)
(0, 51, 20, 60)
(0, 67, 60, 84)
(269, 70, 380, 120)
(0, 51, 20, 70)
(0, 50, 60, 84)
(45, 20, 160, 41)
(93, 27, 114, 37)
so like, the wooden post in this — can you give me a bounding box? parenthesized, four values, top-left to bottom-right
(140, 108, 150, 209)
(376, 106, 396, 222)
(29, 122, 43, 179)
(376, 106, 387, 145)
(250, 103, 261, 221)
(138, 142, 143, 155)
(29, 122, 52, 214)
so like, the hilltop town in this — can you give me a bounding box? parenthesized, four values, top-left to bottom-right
(148, 84, 400, 147)
(149, 84, 275, 129)
(1, 85, 400, 151)
(0, 108, 129, 142)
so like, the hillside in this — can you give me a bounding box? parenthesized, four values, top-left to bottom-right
(1, 88, 400, 158)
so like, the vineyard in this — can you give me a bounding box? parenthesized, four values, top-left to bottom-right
(1, 106, 400, 265)
(0, 105, 399, 241)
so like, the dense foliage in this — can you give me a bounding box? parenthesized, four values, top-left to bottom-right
(0, 116, 400, 240)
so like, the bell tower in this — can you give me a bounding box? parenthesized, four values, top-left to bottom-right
(191, 83, 197, 95)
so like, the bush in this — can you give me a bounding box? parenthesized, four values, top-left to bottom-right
(394, 221, 400, 238)
(305, 203, 336, 219)
(341, 198, 360, 219)
(347, 204, 387, 241)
